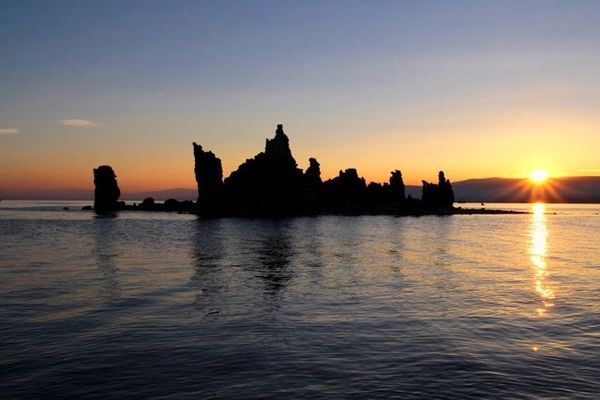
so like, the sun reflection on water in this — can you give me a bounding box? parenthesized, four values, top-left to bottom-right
(530, 203, 555, 318)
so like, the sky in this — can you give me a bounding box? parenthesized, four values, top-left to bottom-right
(1, 1, 600, 196)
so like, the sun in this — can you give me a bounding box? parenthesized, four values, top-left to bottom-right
(529, 169, 549, 184)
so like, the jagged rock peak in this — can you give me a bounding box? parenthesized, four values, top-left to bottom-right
(193, 142, 219, 159)
(306, 158, 321, 176)
(265, 124, 292, 158)
(304, 157, 322, 186)
(193, 142, 221, 166)
(274, 124, 287, 140)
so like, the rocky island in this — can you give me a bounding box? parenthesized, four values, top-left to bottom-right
(89, 124, 523, 217)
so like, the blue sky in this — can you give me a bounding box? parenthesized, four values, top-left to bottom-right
(2, 1, 600, 194)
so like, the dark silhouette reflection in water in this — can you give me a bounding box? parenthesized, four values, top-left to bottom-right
(291, 217, 325, 285)
(190, 219, 297, 315)
(92, 217, 121, 302)
(429, 216, 455, 295)
(191, 219, 226, 314)
(380, 217, 406, 275)
(254, 220, 294, 296)
(425, 215, 453, 264)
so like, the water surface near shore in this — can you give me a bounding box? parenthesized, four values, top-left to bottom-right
(1, 201, 599, 398)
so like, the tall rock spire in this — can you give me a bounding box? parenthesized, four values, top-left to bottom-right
(265, 124, 294, 160)
(93, 165, 121, 213)
(193, 142, 223, 216)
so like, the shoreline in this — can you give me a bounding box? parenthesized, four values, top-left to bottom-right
(83, 203, 527, 217)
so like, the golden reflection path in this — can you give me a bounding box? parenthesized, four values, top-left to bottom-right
(529, 203, 555, 318)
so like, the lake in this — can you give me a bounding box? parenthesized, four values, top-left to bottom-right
(1, 201, 599, 399)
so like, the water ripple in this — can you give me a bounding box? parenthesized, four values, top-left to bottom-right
(1, 204, 600, 398)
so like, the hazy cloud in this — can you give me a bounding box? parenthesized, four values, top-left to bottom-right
(0, 128, 19, 135)
(59, 119, 100, 128)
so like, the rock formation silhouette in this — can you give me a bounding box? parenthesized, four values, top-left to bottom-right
(140, 197, 156, 210)
(193, 143, 223, 216)
(323, 168, 367, 209)
(93, 165, 121, 213)
(84, 124, 522, 216)
(304, 157, 322, 189)
(221, 124, 306, 216)
(421, 171, 455, 209)
(389, 170, 406, 202)
(192, 124, 418, 216)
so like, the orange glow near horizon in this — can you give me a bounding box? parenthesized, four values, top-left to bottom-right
(0, 122, 598, 196)
(0, 163, 570, 194)
(0, 155, 591, 196)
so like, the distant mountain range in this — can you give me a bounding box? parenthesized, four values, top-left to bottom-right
(407, 176, 600, 203)
(3, 177, 600, 203)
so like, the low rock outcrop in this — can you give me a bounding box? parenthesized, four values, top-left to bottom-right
(421, 171, 455, 209)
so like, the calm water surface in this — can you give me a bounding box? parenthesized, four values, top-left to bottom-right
(1, 201, 599, 399)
